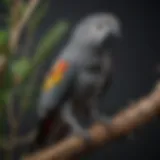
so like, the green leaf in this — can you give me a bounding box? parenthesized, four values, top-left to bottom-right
(28, 2, 48, 34)
(19, 72, 39, 115)
(2, 0, 11, 6)
(11, 57, 31, 78)
(0, 89, 11, 108)
(0, 44, 10, 58)
(20, 21, 69, 83)
(20, 2, 27, 14)
(33, 21, 69, 66)
(0, 62, 14, 90)
(2, 90, 10, 104)
(0, 30, 9, 45)
(0, 91, 6, 108)
(19, 21, 69, 113)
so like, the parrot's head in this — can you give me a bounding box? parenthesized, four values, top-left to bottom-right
(71, 12, 122, 50)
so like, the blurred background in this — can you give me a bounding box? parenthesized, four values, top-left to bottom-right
(0, 0, 160, 160)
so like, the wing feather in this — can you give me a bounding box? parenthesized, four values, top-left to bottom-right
(38, 59, 76, 118)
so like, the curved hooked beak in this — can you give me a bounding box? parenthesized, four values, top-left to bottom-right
(100, 29, 122, 52)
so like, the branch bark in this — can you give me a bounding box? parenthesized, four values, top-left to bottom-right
(24, 80, 160, 160)
(9, 0, 41, 53)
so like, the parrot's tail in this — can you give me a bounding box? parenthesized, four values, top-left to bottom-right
(29, 115, 54, 152)
(29, 110, 70, 153)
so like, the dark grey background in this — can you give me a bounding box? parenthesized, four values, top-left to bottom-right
(1, 0, 160, 159)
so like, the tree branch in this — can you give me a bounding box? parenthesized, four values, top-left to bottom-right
(24, 80, 160, 160)
(9, 0, 41, 53)
(11, 0, 22, 26)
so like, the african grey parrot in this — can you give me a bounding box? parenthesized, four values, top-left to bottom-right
(30, 12, 121, 151)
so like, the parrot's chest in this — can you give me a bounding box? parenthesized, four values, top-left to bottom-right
(73, 55, 105, 102)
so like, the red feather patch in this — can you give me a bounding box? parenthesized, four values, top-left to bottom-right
(43, 59, 69, 91)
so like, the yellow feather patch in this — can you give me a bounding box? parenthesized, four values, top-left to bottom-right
(43, 60, 69, 91)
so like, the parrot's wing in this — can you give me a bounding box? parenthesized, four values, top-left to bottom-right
(38, 58, 76, 118)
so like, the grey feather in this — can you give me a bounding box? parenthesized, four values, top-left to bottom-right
(36, 12, 121, 142)
(38, 61, 76, 118)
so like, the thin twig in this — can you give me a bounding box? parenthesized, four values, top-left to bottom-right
(0, 130, 37, 151)
(24, 80, 160, 160)
(9, 0, 41, 53)
(11, 0, 22, 26)
(0, 0, 41, 156)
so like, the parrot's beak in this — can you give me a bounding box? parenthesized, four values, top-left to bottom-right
(100, 30, 122, 52)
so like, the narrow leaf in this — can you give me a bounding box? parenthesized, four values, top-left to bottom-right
(0, 30, 8, 45)
(2, 0, 11, 6)
(33, 21, 69, 66)
(11, 57, 30, 78)
(28, 2, 48, 34)
(0, 62, 14, 90)
(20, 21, 69, 83)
